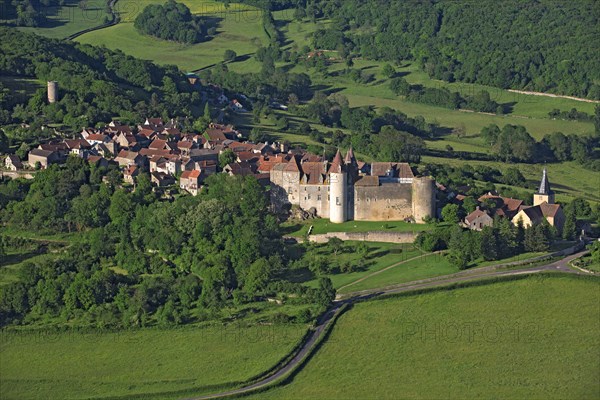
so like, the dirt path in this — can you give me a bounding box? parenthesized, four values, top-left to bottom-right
(507, 89, 600, 104)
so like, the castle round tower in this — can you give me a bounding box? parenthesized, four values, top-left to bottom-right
(412, 176, 435, 223)
(329, 149, 347, 223)
(47, 81, 58, 104)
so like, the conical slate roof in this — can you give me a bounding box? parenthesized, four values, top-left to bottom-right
(328, 149, 344, 174)
(537, 168, 553, 195)
(344, 146, 357, 165)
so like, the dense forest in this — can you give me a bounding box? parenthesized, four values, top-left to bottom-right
(0, 27, 202, 131)
(0, 161, 336, 328)
(134, 0, 209, 44)
(232, 0, 600, 99)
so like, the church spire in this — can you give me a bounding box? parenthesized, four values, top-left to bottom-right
(537, 168, 552, 195)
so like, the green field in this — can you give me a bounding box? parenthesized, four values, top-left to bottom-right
(17, 0, 111, 39)
(338, 251, 457, 294)
(290, 242, 426, 290)
(0, 324, 307, 399)
(251, 275, 600, 399)
(76, 0, 267, 72)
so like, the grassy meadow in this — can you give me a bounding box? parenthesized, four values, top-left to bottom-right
(288, 242, 426, 290)
(0, 323, 307, 400)
(250, 275, 600, 400)
(337, 251, 457, 294)
(17, 0, 111, 39)
(76, 0, 267, 72)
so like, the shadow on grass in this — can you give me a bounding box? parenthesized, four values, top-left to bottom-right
(367, 249, 390, 260)
(0, 249, 46, 268)
(283, 267, 314, 284)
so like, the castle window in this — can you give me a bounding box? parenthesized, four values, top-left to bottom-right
(318, 187, 321, 191)
(308, 194, 311, 200)
(317, 195, 321, 201)
(287, 187, 292, 194)
(336, 197, 341, 205)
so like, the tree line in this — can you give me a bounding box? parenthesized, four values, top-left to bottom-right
(295, 0, 600, 99)
(0, 160, 336, 328)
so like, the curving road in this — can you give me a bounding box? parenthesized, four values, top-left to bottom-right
(186, 249, 591, 400)
(65, 0, 120, 41)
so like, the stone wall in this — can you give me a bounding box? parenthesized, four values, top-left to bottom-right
(0, 170, 36, 179)
(309, 230, 419, 244)
(299, 184, 330, 218)
(353, 183, 413, 221)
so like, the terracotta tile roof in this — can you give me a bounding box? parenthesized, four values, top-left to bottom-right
(284, 156, 301, 172)
(139, 148, 172, 157)
(39, 142, 67, 151)
(149, 139, 168, 150)
(124, 165, 138, 176)
(177, 141, 194, 149)
(29, 148, 55, 158)
(354, 176, 380, 186)
(181, 170, 201, 179)
(301, 162, 327, 184)
(465, 208, 490, 224)
(65, 139, 92, 149)
(370, 162, 414, 179)
(117, 150, 140, 160)
(237, 151, 259, 163)
(86, 134, 108, 141)
(539, 202, 561, 218)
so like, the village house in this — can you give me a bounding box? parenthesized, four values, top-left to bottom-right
(65, 139, 92, 158)
(180, 170, 201, 196)
(4, 155, 23, 171)
(151, 171, 175, 187)
(123, 165, 140, 185)
(86, 155, 109, 169)
(28, 149, 60, 169)
(464, 207, 494, 231)
(115, 150, 146, 168)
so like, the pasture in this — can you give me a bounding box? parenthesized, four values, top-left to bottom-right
(0, 323, 307, 399)
(17, 0, 111, 39)
(250, 275, 600, 399)
(76, 0, 267, 72)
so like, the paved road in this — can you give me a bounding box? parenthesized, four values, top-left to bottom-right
(187, 250, 590, 400)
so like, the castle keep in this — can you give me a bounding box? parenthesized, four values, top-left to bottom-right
(270, 149, 435, 223)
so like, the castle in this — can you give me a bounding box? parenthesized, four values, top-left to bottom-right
(270, 148, 435, 223)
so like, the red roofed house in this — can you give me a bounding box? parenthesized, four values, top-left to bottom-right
(180, 170, 201, 196)
(123, 165, 140, 184)
(464, 207, 493, 231)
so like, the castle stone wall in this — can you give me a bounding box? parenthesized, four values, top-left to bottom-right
(353, 183, 413, 221)
(299, 184, 330, 218)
